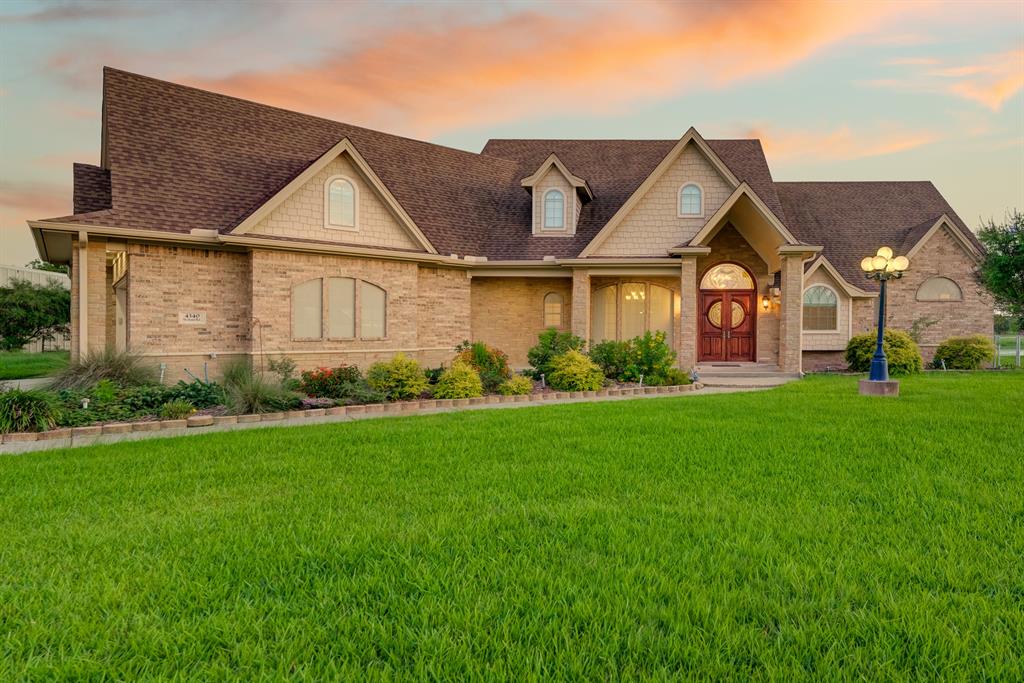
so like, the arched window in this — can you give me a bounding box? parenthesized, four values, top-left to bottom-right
(700, 263, 754, 290)
(543, 189, 565, 229)
(679, 183, 703, 217)
(543, 292, 563, 327)
(590, 282, 676, 345)
(803, 285, 838, 331)
(325, 176, 357, 229)
(292, 277, 387, 340)
(916, 276, 962, 302)
(360, 281, 387, 338)
(292, 279, 323, 339)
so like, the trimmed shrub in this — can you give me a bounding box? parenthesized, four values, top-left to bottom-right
(424, 366, 446, 385)
(497, 375, 534, 396)
(367, 353, 429, 401)
(527, 328, 586, 380)
(547, 350, 605, 392)
(299, 365, 363, 398)
(589, 340, 629, 380)
(455, 341, 511, 393)
(653, 367, 692, 386)
(933, 335, 995, 370)
(159, 399, 195, 420)
(0, 388, 62, 433)
(221, 359, 302, 414)
(165, 380, 223, 408)
(332, 381, 387, 406)
(621, 331, 676, 383)
(432, 361, 484, 399)
(48, 348, 158, 390)
(845, 330, 923, 375)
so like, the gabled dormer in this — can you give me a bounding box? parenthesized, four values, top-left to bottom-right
(520, 154, 593, 236)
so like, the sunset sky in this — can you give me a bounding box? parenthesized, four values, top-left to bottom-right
(1, 0, 1022, 265)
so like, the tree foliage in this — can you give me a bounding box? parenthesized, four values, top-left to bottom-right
(25, 259, 70, 275)
(0, 278, 71, 351)
(977, 210, 1024, 318)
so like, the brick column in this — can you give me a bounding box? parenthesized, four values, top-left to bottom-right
(86, 238, 108, 354)
(571, 269, 590, 342)
(778, 254, 803, 372)
(679, 257, 698, 370)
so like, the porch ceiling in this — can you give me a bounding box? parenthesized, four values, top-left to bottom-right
(697, 194, 788, 272)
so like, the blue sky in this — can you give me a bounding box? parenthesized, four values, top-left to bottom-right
(1, 0, 1021, 264)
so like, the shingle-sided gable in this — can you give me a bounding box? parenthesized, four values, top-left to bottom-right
(591, 142, 734, 256)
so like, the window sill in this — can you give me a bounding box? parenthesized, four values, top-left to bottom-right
(803, 330, 841, 334)
(323, 223, 359, 233)
(677, 213, 704, 219)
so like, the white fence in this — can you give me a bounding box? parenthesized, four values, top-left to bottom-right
(0, 264, 71, 352)
(994, 335, 1022, 368)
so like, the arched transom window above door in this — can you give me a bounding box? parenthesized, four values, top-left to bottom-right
(700, 263, 754, 290)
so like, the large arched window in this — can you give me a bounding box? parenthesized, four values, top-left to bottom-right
(700, 263, 755, 290)
(916, 276, 962, 302)
(678, 183, 703, 217)
(292, 277, 387, 340)
(543, 292, 563, 327)
(543, 189, 565, 229)
(803, 285, 838, 331)
(590, 282, 676, 346)
(325, 176, 357, 229)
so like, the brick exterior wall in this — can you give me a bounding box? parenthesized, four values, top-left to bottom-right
(593, 143, 733, 256)
(249, 152, 422, 251)
(69, 240, 80, 361)
(470, 277, 572, 367)
(679, 258, 698, 369)
(777, 254, 804, 372)
(695, 224, 779, 365)
(417, 266, 472, 367)
(532, 167, 577, 236)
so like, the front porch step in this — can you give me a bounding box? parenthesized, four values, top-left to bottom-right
(693, 363, 801, 388)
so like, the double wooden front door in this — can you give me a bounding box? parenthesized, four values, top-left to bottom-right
(699, 291, 755, 362)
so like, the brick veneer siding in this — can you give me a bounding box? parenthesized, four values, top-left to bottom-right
(249, 152, 422, 251)
(571, 270, 591, 343)
(532, 166, 577, 236)
(593, 143, 733, 256)
(417, 266, 472, 367)
(695, 224, 779, 365)
(69, 240, 80, 361)
(803, 350, 848, 372)
(470, 277, 572, 367)
(679, 258, 698, 369)
(777, 254, 804, 372)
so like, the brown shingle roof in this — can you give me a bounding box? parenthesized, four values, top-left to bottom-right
(775, 181, 981, 290)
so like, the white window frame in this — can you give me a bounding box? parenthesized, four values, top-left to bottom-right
(802, 284, 840, 333)
(543, 189, 566, 230)
(916, 276, 963, 302)
(678, 182, 704, 218)
(323, 175, 359, 231)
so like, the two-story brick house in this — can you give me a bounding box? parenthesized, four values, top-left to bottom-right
(29, 68, 992, 381)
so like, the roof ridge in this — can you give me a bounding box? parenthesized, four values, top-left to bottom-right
(102, 66, 505, 164)
(775, 180, 935, 185)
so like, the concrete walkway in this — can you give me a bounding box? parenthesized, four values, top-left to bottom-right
(0, 377, 52, 391)
(1, 382, 770, 455)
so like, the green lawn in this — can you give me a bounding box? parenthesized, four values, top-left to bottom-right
(0, 350, 69, 380)
(2, 374, 1022, 679)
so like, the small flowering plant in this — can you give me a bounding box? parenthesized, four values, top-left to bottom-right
(298, 365, 363, 398)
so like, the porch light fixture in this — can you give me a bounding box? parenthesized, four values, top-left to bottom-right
(761, 295, 770, 311)
(858, 246, 910, 395)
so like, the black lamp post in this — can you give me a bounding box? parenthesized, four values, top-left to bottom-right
(859, 247, 909, 392)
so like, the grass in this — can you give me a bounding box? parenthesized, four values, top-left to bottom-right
(2, 373, 1022, 679)
(0, 350, 69, 380)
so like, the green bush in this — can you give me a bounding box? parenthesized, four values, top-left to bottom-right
(547, 350, 605, 392)
(0, 388, 62, 433)
(589, 340, 629, 380)
(933, 335, 995, 370)
(49, 348, 158, 390)
(159, 399, 195, 420)
(455, 341, 511, 393)
(332, 381, 387, 406)
(621, 331, 676, 383)
(527, 328, 586, 379)
(221, 359, 302, 414)
(424, 366, 446, 385)
(367, 353, 429, 401)
(497, 375, 533, 396)
(651, 367, 692, 386)
(164, 380, 224, 408)
(845, 330, 923, 375)
(299, 365, 363, 398)
(432, 361, 484, 399)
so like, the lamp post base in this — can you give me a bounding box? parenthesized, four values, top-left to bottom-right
(859, 379, 900, 397)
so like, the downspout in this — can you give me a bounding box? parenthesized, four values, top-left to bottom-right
(78, 230, 89, 358)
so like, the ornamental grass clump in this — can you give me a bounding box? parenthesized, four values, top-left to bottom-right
(497, 375, 533, 396)
(221, 359, 302, 415)
(933, 335, 996, 370)
(367, 353, 429, 401)
(0, 388, 62, 433)
(48, 348, 158, 390)
(158, 399, 196, 420)
(432, 361, 484, 399)
(547, 350, 605, 392)
(845, 330, 923, 375)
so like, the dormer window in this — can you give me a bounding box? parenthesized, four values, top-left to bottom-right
(679, 183, 703, 217)
(325, 176, 357, 230)
(543, 189, 565, 229)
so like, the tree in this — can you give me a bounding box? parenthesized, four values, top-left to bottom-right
(977, 210, 1024, 319)
(25, 259, 70, 275)
(0, 278, 71, 351)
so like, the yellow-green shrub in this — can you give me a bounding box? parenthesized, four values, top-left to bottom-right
(367, 353, 429, 400)
(845, 330, 922, 375)
(548, 350, 605, 392)
(933, 335, 995, 369)
(497, 375, 533, 396)
(432, 361, 483, 399)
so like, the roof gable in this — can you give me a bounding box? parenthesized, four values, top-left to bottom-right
(520, 153, 593, 200)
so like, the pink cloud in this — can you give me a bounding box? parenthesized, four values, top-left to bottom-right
(873, 48, 1024, 111)
(748, 125, 940, 162)
(0, 179, 71, 226)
